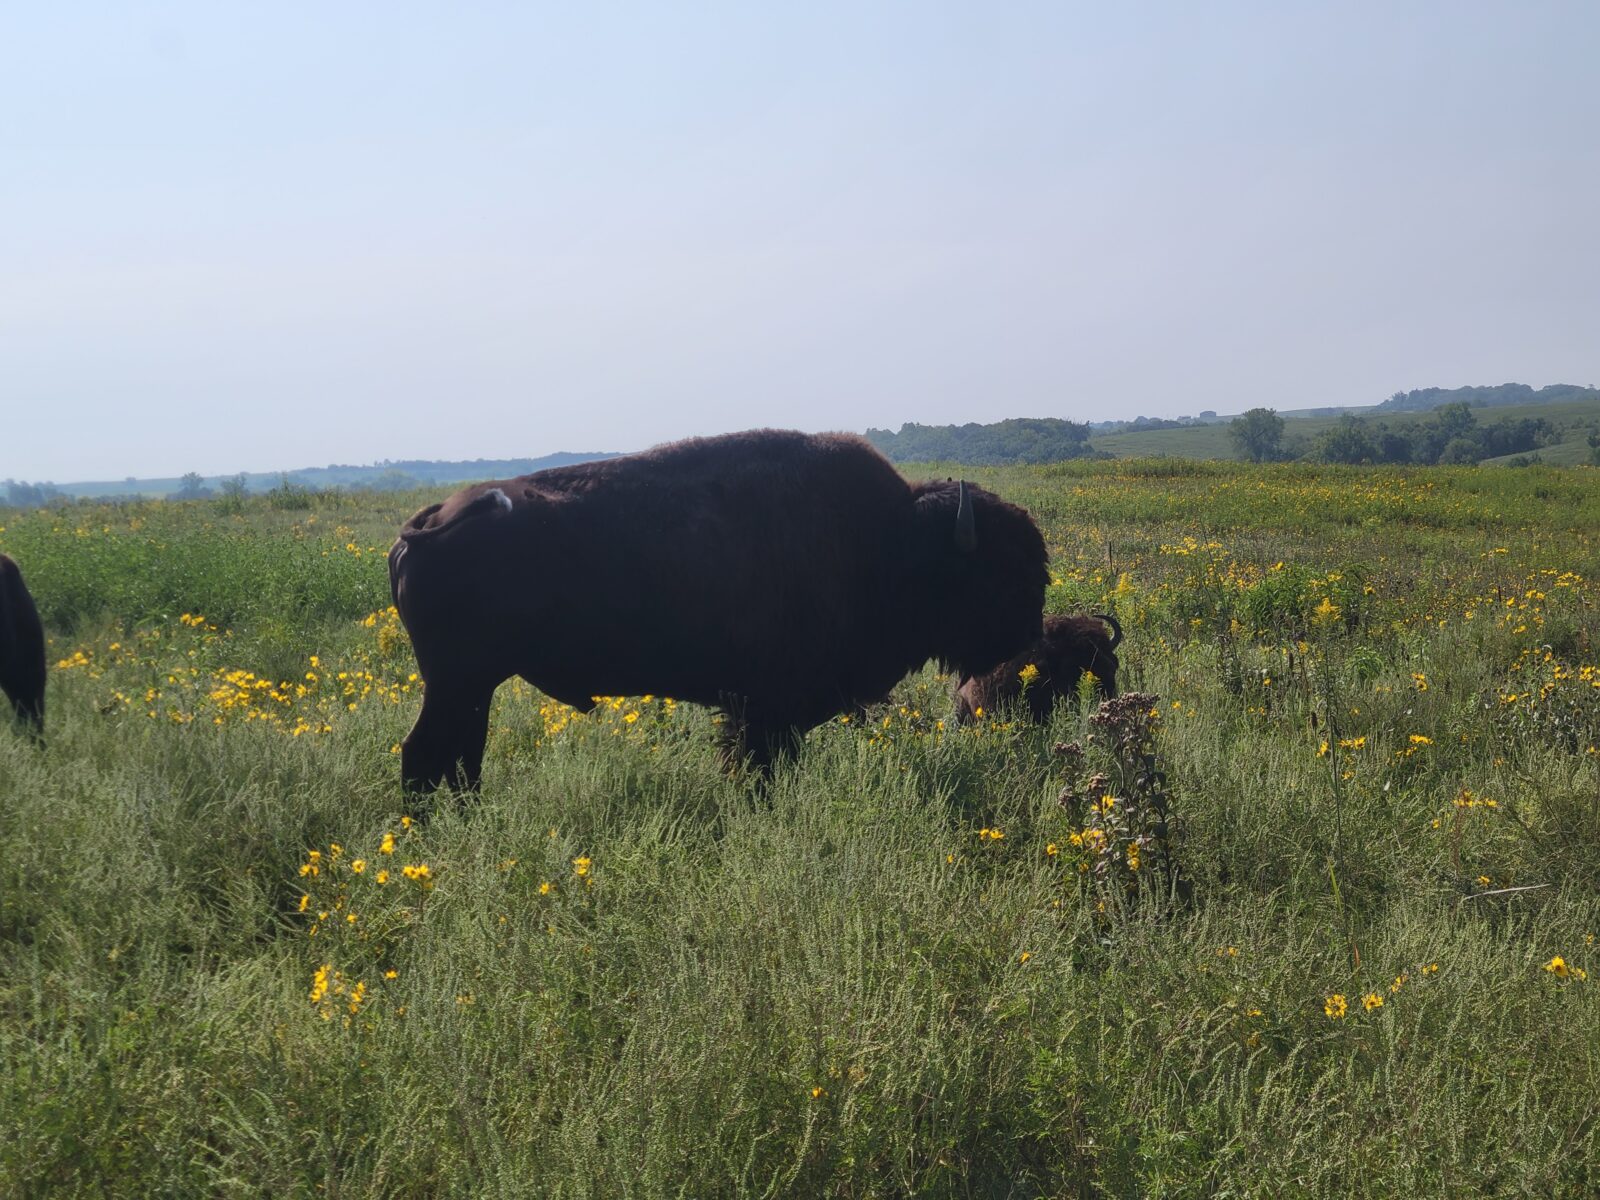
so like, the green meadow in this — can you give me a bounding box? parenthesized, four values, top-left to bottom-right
(3, 459, 1599, 1197)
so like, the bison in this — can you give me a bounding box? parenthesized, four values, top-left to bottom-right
(1, 553, 46, 742)
(389, 429, 1048, 794)
(952, 613, 1122, 725)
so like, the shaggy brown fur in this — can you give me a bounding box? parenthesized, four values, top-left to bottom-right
(952, 613, 1121, 724)
(0, 553, 46, 741)
(389, 429, 1049, 795)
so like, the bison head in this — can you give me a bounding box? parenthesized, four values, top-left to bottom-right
(908, 479, 1048, 680)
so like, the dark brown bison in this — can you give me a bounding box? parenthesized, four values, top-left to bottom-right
(389, 429, 1049, 794)
(952, 613, 1122, 724)
(1, 553, 46, 742)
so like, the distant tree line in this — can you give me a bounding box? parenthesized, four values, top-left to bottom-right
(1090, 413, 1220, 434)
(864, 418, 1104, 464)
(1230, 402, 1560, 466)
(1376, 382, 1600, 413)
(6, 452, 623, 507)
(3, 480, 67, 508)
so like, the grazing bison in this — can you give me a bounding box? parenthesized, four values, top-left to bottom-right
(389, 429, 1048, 794)
(953, 613, 1122, 725)
(0, 553, 46, 741)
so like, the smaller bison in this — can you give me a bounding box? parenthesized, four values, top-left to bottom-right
(953, 613, 1122, 724)
(1, 553, 46, 742)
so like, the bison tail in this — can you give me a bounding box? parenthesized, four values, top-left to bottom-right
(0, 559, 18, 665)
(387, 537, 406, 611)
(1094, 612, 1123, 650)
(390, 488, 516, 608)
(396, 488, 513, 545)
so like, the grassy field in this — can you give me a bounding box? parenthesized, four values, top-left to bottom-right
(1479, 436, 1596, 467)
(3, 460, 1600, 1197)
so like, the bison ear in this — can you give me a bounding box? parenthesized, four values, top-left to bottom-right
(954, 481, 977, 553)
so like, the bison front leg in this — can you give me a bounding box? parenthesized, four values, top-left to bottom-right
(401, 681, 495, 802)
(716, 699, 801, 776)
(750, 719, 805, 774)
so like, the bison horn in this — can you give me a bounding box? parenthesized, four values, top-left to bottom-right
(954, 481, 977, 552)
(1095, 612, 1123, 649)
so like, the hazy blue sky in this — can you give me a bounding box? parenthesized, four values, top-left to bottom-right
(3, 2, 1597, 481)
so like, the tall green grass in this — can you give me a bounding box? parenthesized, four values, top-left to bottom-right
(2, 463, 1598, 1196)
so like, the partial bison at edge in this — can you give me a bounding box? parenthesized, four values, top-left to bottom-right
(953, 613, 1122, 725)
(389, 429, 1049, 795)
(0, 553, 47, 742)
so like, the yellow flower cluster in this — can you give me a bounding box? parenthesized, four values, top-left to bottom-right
(1325, 961, 1445, 1020)
(295, 826, 431, 1024)
(61, 607, 421, 734)
(1545, 956, 1589, 981)
(401, 863, 432, 884)
(307, 962, 378, 1021)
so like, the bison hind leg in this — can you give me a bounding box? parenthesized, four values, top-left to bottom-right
(20, 698, 44, 744)
(2, 681, 44, 746)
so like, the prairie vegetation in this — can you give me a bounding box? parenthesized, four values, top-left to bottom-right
(3, 459, 1599, 1196)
